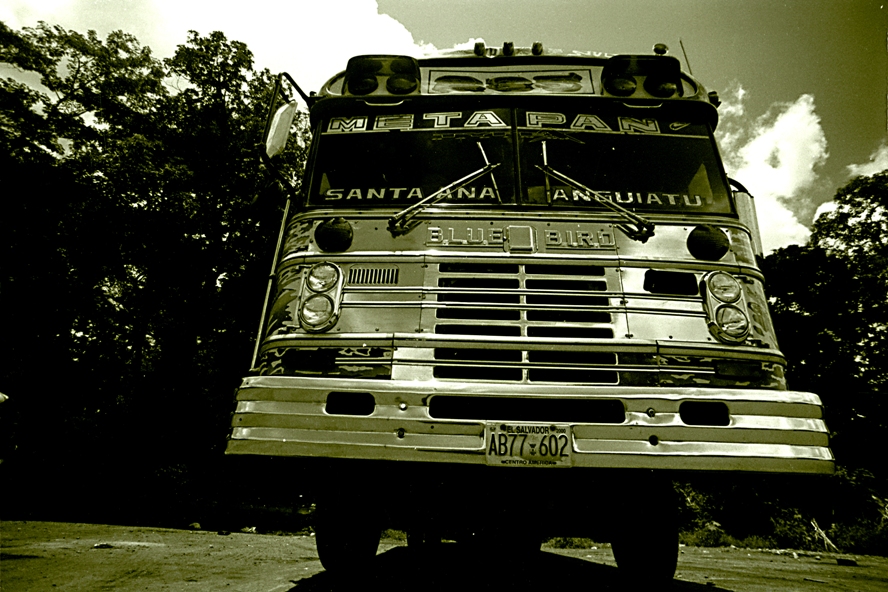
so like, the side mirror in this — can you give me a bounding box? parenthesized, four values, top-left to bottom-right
(265, 100, 298, 159)
(734, 190, 763, 258)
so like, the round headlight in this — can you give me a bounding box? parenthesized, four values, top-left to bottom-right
(307, 263, 340, 293)
(300, 294, 334, 328)
(715, 305, 749, 338)
(707, 272, 742, 303)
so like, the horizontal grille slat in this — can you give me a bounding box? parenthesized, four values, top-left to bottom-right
(527, 327, 615, 339)
(439, 263, 520, 274)
(526, 310, 611, 323)
(439, 278, 520, 289)
(525, 279, 607, 291)
(436, 308, 521, 321)
(527, 351, 617, 365)
(525, 265, 605, 276)
(435, 325, 522, 336)
(526, 294, 609, 306)
(434, 348, 523, 362)
(438, 293, 521, 304)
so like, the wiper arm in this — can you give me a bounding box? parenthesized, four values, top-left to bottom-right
(388, 162, 500, 236)
(535, 165, 656, 243)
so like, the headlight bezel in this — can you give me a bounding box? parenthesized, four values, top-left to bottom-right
(298, 262, 344, 333)
(702, 271, 751, 344)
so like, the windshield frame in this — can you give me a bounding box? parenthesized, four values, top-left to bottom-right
(303, 100, 736, 217)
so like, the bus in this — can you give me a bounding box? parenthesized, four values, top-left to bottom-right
(226, 41, 834, 582)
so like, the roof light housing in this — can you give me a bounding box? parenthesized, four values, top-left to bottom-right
(344, 55, 420, 97)
(601, 54, 684, 99)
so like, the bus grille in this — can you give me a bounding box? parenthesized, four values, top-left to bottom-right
(432, 262, 615, 339)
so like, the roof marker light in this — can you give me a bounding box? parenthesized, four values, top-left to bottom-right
(474, 41, 486, 56)
(344, 55, 419, 96)
(532, 42, 544, 56)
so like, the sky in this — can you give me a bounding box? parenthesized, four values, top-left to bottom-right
(3, 0, 886, 252)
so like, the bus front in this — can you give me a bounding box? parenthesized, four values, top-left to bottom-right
(226, 44, 833, 581)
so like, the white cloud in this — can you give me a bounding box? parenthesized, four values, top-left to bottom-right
(717, 91, 828, 253)
(1, 0, 435, 93)
(847, 143, 888, 178)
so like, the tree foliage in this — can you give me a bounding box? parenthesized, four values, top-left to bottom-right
(765, 171, 888, 477)
(1, 22, 308, 509)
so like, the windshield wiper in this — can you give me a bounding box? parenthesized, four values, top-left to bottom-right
(536, 165, 656, 243)
(388, 162, 500, 236)
(388, 141, 501, 236)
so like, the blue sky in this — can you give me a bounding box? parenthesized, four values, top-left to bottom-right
(3, 0, 886, 251)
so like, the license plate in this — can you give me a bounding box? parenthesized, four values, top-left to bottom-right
(485, 423, 572, 467)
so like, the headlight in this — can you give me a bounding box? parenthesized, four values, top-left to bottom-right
(715, 305, 750, 338)
(307, 263, 340, 292)
(300, 294, 335, 328)
(707, 271, 742, 303)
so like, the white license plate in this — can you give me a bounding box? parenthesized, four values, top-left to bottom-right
(485, 423, 572, 467)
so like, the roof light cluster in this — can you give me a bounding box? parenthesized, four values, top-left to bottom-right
(601, 54, 686, 99)
(345, 55, 421, 97)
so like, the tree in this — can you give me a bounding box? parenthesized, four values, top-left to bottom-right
(2, 22, 308, 517)
(764, 170, 888, 477)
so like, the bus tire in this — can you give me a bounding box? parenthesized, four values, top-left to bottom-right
(610, 477, 679, 584)
(314, 497, 381, 574)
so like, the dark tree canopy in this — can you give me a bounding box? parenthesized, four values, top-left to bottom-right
(764, 170, 888, 476)
(1, 22, 308, 506)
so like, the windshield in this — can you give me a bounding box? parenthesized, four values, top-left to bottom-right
(308, 107, 732, 215)
(309, 109, 514, 207)
(518, 110, 731, 214)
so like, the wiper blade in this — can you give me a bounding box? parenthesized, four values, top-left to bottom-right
(536, 165, 655, 243)
(388, 162, 500, 236)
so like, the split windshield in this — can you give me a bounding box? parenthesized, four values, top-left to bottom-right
(308, 107, 732, 215)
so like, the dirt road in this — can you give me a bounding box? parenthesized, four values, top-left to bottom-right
(2, 521, 886, 591)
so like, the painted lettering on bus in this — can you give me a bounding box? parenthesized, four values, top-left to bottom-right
(549, 189, 706, 207)
(544, 229, 615, 249)
(326, 111, 508, 133)
(525, 111, 666, 134)
(427, 226, 505, 246)
(324, 187, 498, 201)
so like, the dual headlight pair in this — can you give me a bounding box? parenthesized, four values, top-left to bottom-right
(298, 262, 344, 332)
(703, 271, 750, 343)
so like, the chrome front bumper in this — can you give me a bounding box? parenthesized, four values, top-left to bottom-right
(226, 375, 834, 474)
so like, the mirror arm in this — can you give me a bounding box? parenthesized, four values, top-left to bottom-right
(280, 72, 316, 108)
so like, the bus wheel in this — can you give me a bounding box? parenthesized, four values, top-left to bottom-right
(610, 477, 679, 584)
(314, 496, 381, 574)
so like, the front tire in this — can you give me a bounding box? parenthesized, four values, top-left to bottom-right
(610, 475, 679, 584)
(314, 495, 381, 574)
